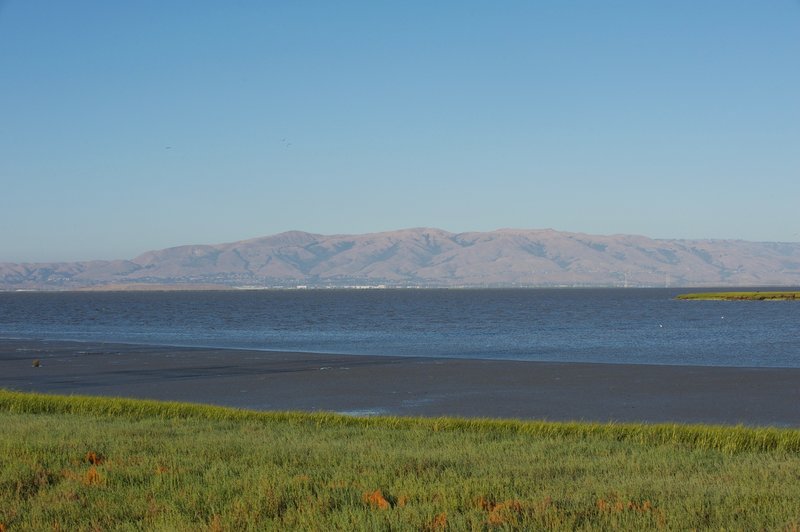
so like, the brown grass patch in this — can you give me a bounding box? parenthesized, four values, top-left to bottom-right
(475, 495, 493, 511)
(425, 512, 447, 531)
(155, 465, 169, 475)
(396, 495, 409, 508)
(363, 489, 391, 510)
(476, 496, 523, 513)
(536, 495, 553, 513)
(487, 500, 523, 525)
(596, 495, 656, 514)
(0, 522, 7, 532)
(83, 466, 102, 486)
(208, 514, 223, 532)
(596, 494, 663, 525)
(61, 469, 80, 482)
(475, 497, 530, 526)
(84, 451, 104, 465)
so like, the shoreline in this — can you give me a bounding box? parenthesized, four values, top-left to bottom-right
(2, 338, 799, 427)
(7, 335, 800, 371)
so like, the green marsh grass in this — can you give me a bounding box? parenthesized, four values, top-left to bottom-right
(1, 389, 800, 530)
(677, 291, 800, 301)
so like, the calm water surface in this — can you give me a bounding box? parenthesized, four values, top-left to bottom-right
(1, 289, 799, 368)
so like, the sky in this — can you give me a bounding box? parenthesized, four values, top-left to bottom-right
(1, 1, 798, 262)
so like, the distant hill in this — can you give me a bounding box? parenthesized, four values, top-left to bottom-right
(2, 228, 800, 289)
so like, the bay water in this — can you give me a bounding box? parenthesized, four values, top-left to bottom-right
(1, 288, 799, 368)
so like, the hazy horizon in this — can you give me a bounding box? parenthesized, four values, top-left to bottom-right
(2, 2, 798, 262)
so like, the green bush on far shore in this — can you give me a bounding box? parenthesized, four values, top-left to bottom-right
(1, 389, 799, 530)
(676, 291, 800, 301)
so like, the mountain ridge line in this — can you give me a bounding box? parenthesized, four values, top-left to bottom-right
(3, 227, 799, 289)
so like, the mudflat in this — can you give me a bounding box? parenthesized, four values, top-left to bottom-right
(2, 338, 798, 426)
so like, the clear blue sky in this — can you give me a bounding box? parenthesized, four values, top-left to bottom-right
(1, 1, 798, 262)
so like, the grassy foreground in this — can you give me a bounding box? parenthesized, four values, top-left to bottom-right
(676, 291, 800, 301)
(1, 390, 800, 530)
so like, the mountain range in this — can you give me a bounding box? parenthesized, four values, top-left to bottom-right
(3, 228, 800, 290)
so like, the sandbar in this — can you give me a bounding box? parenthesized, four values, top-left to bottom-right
(2, 338, 799, 427)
